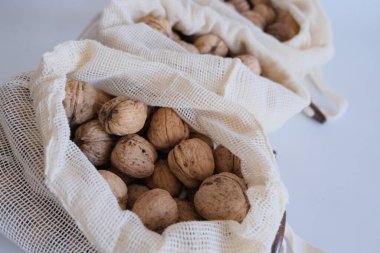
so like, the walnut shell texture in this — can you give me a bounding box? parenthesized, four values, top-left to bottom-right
(145, 160, 182, 197)
(242, 10, 266, 28)
(74, 120, 115, 166)
(254, 4, 276, 25)
(194, 172, 249, 222)
(127, 184, 149, 210)
(237, 54, 262, 76)
(98, 170, 128, 210)
(99, 96, 148, 136)
(139, 15, 172, 37)
(111, 134, 157, 178)
(175, 199, 202, 222)
(214, 145, 242, 177)
(168, 138, 215, 188)
(266, 10, 299, 42)
(64, 79, 111, 126)
(227, 0, 250, 13)
(107, 166, 134, 185)
(147, 108, 190, 150)
(132, 189, 178, 232)
(189, 132, 213, 148)
(194, 34, 229, 57)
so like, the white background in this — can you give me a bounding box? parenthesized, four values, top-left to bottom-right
(0, 1, 379, 253)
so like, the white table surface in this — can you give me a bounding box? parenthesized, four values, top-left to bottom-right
(0, 1, 379, 253)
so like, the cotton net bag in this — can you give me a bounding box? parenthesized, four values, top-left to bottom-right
(0, 38, 284, 252)
(81, 0, 347, 125)
(0, 1, 327, 253)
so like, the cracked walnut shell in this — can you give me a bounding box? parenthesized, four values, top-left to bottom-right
(99, 96, 148, 136)
(111, 134, 157, 178)
(147, 108, 190, 150)
(64, 79, 111, 126)
(132, 189, 178, 232)
(194, 172, 249, 222)
(74, 120, 115, 166)
(168, 138, 214, 188)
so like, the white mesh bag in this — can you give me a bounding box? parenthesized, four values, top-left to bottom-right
(0, 0, 333, 252)
(81, 0, 346, 124)
(0, 38, 290, 253)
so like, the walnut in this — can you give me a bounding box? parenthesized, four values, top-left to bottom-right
(254, 4, 276, 25)
(249, 0, 270, 6)
(107, 167, 134, 185)
(132, 189, 178, 232)
(214, 145, 242, 177)
(242, 10, 266, 29)
(237, 55, 262, 75)
(145, 160, 182, 197)
(99, 96, 148, 136)
(194, 172, 249, 222)
(189, 132, 213, 148)
(226, 0, 250, 13)
(98, 170, 128, 210)
(139, 15, 172, 37)
(126, 184, 149, 209)
(168, 138, 214, 188)
(177, 40, 200, 54)
(175, 199, 202, 222)
(64, 79, 111, 126)
(266, 10, 299, 42)
(74, 120, 115, 166)
(147, 108, 190, 150)
(194, 34, 229, 57)
(111, 134, 157, 178)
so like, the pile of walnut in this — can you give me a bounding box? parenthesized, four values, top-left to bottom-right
(64, 79, 249, 233)
(225, 0, 300, 41)
(138, 15, 262, 76)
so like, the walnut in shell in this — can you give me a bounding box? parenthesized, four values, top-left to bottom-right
(74, 120, 115, 166)
(168, 138, 215, 188)
(242, 10, 266, 28)
(147, 108, 190, 150)
(194, 172, 249, 222)
(249, 0, 270, 6)
(127, 184, 149, 209)
(132, 189, 178, 232)
(266, 10, 299, 42)
(254, 4, 276, 25)
(139, 15, 172, 37)
(237, 55, 262, 75)
(64, 79, 111, 126)
(194, 34, 229, 57)
(214, 145, 242, 177)
(111, 134, 157, 178)
(98, 170, 128, 210)
(177, 40, 200, 54)
(145, 160, 182, 197)
(175, 199, 202, 222)
(107, 166, 134, 185)
(189, 132, 213, 148)
(99, 96, 148, 136)
(226, 0, 250, 13)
